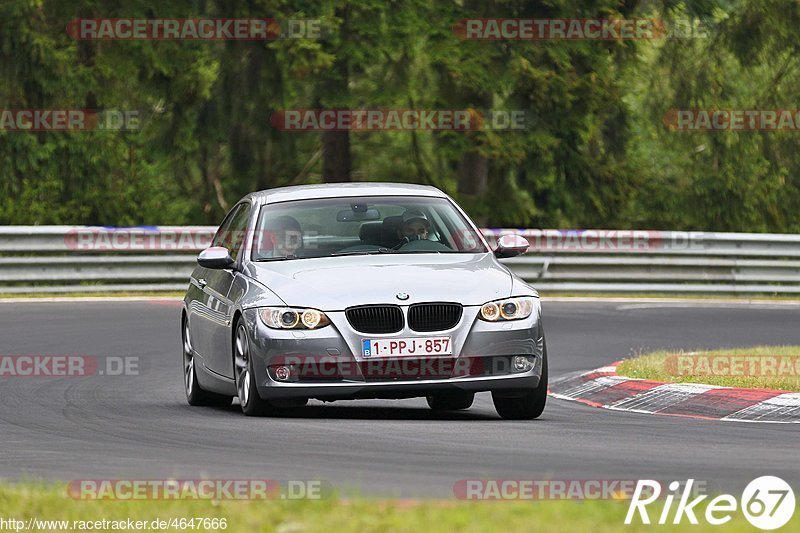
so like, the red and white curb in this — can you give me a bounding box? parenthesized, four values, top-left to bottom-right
(548, 362, 800, 423)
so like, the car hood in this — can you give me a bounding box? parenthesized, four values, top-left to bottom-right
(247, 253, 512, 310)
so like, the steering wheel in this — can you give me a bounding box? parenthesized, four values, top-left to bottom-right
(392, 235, 420, 250)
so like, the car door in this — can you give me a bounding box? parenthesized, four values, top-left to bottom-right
(188, 206, 238, 367)
(189, 202, 251, 378)
(205, 202, 252, 377)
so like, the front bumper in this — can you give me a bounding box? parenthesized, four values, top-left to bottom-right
(242, 305, 544, 401)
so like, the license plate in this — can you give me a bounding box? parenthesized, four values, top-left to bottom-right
(362, 337, 452, 358)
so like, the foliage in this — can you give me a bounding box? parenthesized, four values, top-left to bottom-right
(0, 0, 796, 231)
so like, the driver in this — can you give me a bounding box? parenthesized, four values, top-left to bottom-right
(397, 210, 430, 242)
(260, 215, 302, 258)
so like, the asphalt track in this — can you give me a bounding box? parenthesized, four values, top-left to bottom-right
(0, 300, 798, 498)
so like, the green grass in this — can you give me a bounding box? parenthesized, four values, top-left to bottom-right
(0, 483, 794, 532)
(616, 345, 800, 391)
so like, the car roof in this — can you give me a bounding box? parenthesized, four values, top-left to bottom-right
(245, 182, 447, 205)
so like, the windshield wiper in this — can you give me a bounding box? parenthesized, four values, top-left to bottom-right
(330, 248, 397, 257)
(397, 249, 483, 254)
(254, 254, 298, 262)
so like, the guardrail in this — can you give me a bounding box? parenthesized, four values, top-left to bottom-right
(1, 226, 799, 294)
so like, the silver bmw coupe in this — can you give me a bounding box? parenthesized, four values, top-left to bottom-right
(181, 183, 547, 419)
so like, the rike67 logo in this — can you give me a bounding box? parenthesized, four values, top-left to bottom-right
(626, 476, 795, 530)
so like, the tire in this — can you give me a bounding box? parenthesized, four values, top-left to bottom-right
(492, 349, 548, 420)
(182, 318, 232, 407)
(426, 391, 475, 411)
(233, 318, 274, 416)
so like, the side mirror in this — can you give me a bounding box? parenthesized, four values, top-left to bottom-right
(198, 247, 234, 269)
(494, 234, 529, 259)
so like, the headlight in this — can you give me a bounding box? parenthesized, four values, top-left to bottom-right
(259, 307, 331, 329)
(479, 297, 534, 322)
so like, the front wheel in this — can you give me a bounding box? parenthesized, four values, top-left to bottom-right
(233, 319, 274, 416)
(183, 318, 232, 407)
(492, 351, 548, 420)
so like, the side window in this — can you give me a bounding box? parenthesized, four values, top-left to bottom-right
(211, 205, 241, 248)
(211, 203, 252, 260)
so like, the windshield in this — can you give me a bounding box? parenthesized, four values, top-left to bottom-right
(251, 195, 487, 260)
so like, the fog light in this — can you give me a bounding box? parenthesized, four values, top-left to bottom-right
(513, 356, 533, 372)
(274, 366, 291, 381)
